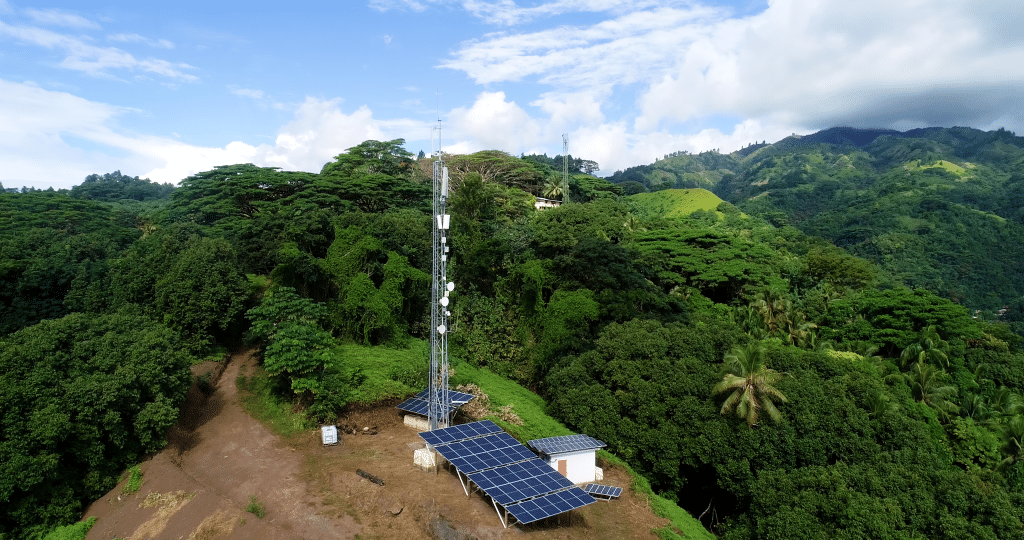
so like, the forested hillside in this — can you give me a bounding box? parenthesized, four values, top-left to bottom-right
(609, 126, 1024, 310)
(3, 133, 1024, 539)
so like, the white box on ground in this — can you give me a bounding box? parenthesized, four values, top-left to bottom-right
(321, 425, 338, 446)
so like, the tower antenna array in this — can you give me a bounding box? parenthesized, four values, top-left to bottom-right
(428, 118, 452, 432)
(562, 134, 570, 203)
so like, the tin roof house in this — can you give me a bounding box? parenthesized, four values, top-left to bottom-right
(528, 434, 606, 484)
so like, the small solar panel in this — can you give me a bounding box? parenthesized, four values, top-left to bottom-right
(527, 434, 606, 455)
(582, 484, 623, 499)
(468, 459, 576, 506)
(420, 420, 503, 446)
(415, 388, 476, 405)
(504, 486, 595, 524)
(396, 397, 459, 416)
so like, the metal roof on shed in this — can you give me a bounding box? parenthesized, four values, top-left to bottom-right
(527, 434, 606, 455)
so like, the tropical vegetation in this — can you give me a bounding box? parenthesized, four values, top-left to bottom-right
(2, 127, 1024, 539)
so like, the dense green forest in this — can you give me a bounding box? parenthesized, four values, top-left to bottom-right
(3, 131, 1024, 539)
(609, 126, 1024, 310)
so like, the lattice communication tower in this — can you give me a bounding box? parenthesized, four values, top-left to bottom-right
(428, 123, 452, 432)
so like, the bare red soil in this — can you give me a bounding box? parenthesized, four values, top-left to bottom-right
(82, 349, 667, 540)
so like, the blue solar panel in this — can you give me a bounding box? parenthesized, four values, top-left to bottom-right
(504, 487, 595, 524)
(398, 388, 474, 417)
(420, 420, 503, 446)
(432, 432, 536, 474)
(468, 459, 575, 506)
(396, 397, 458, 416)
(582, 484, 622, 499)
(527, 434, 606, 455)
(415, 388, 476, 405)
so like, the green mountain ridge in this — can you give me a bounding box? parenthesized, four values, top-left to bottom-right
(609, 126, 1024, 309)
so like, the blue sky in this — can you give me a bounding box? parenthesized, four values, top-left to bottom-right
(2, 0, 1022, 189)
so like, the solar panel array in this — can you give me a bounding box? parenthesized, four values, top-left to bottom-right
(582, 484, 623, 499)
(506, 488, 598, 524)
(433, 432, 536, 474)
(396, 388, 476, 417)
(419, 420, 595, 526)
(527, 434, 606, 455)
(420, 419, 504, 446)
(468, 459, 576, 506)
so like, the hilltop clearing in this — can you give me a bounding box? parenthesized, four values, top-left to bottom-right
(81, 349, 675, 540)
(627, 189, 724, 219)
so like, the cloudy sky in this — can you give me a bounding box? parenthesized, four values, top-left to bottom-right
(2, 0, 1022, 189)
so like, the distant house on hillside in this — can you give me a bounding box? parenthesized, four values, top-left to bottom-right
(535, 197, 563, 210)
(528, 434, 606, 484)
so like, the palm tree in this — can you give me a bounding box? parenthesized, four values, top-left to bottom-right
(713, 344, 788, 426)
(990, 387, 1024, 418)
(865, 390, 897, 420)
(897, 361, 959, 420)
(996, 415, 1024, 470)
(899, 325, 950, 371)
(543, 175, 570, 203)
(960, 393, 994, 423)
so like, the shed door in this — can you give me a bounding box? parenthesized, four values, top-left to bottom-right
(557, 459, 567, 476)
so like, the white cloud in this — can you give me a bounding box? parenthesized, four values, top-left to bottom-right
(460, 0, 679, 26)
(383, 34, 392, 44)
(445, 91, 543, 152)
(0, 79, 144, 189)
(370, 0, 693, 25)
(0, 21, 197, 81)
(24, 8, 100, 29)
(144, 98, 430, 180)
(229, 86, 265, 100)
(108, 33, 175, 49)
(531, 91, 606, 128)
(0, 80, 433, 188)
(440, 6, 722, 87)
(568, 118, 799, 176)
(438, 0, 1024, 157)
(635, 0, 1024, 132)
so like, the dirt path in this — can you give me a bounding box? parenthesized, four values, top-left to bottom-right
(83, 349, 669, 540)
(84, 349, 360, 540)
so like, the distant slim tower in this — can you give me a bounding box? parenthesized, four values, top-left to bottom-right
(562, 133, 570, 203)
(428, 120, 451, 432)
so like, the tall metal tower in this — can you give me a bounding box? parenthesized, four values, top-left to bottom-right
(562, 133, 570, 203)
(562, 134, 569, 185)
(427, 121, 452, 432)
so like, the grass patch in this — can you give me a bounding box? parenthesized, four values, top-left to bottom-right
(236, 365, 312, 439)
(341, 340, 427, 404)
(246, 274, 271, 296)
(245, 496, 265, 519)
(598, 451, 715, 540)
(39, 516, 96, 540)
(121, 465, 143, 495)
(628, 188, 724, 219)
(452, 361, 573, 443)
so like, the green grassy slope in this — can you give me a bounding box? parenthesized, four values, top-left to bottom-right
(627, 189, 725, 219)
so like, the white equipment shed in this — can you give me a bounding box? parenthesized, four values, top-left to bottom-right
(527, 434, 606, 485)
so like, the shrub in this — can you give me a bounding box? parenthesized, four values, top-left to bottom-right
(245, 496, 265, 519)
